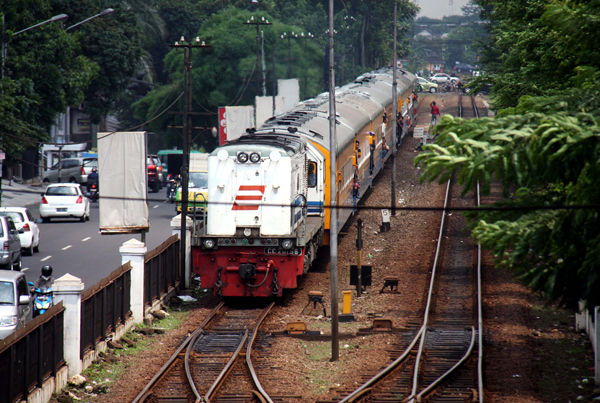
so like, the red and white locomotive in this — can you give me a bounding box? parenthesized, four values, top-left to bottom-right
(191, 67, 416, 297)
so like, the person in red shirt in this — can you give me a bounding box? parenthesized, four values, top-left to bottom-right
(430, 101, 440, 126)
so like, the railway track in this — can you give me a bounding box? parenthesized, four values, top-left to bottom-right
(132, 302, 282, 403)
(318, 94, 484, 403)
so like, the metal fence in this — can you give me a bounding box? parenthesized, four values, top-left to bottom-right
(0, 302, 65, 403)
(80, 262, 132, 358)
(144, 234, 180, 307)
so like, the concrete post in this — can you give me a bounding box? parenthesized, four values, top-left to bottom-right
(120, 238, 147, 323)
(171, 214, 193, 289)
(53, 273, 84, 378)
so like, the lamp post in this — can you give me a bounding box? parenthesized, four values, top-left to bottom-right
(1, 13, 69, 80)
(280, 32, 295, 79)
(66, 8, 114, 31)
(292, 31, 315, 99)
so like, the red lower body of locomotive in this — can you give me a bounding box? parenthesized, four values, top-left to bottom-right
(193, 246, 305, 297)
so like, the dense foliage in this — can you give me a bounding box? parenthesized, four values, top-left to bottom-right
(133, 0, 418, 150)
(0, 0, 143, 161)
(417, 0, 600, 308)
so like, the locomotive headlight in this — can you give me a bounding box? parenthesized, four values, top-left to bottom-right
(281, 239, 293, 250)
(217, 149, 229, 161)
(203, 239, 215, 249)
(237, 152, 249, 163)
(249, 152, 261, 163)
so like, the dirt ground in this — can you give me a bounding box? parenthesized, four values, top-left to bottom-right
(53, 93, 598, 403)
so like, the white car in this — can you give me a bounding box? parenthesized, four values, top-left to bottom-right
(430, 73, 460, 85)
(39, 183, 90, 223)
(0, 207, 40, 255)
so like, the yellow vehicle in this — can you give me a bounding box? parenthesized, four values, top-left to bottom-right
(176, 153, 209, 215)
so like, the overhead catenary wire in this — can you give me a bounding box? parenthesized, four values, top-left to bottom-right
(1, 187, 598, 213)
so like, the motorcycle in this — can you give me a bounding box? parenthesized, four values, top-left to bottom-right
(88, 183, 99, 202)
(28, 283, 54, 318)
(166, 178, 179, 203)
(441, 82, 455, 93)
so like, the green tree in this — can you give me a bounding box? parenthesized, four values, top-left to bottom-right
(1, 0, 97, 158)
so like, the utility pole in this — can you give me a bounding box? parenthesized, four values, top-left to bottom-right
(272, 43, 276, 116)
(244, 16, 272, 99)
(328, 0, 339, 362)
(391, 0, 398, 217)
(169, 37, 211, 285)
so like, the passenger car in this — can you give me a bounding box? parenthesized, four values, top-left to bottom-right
(147, 155, 164, 193)
(42, 157, 97, 185)
(0, 208, 40, 255)
(0, 216, 22, 270)
(0, 271, 31, 340)
(39, 183, 90, 223)
(416, 77, 438, 93)
(430, 73, 459, 85)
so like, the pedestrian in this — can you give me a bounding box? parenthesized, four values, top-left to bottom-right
(430, 101, 440, 126)
(396, 113, 404, 146)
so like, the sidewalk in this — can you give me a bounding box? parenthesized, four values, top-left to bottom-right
(0, 179, 46, 209)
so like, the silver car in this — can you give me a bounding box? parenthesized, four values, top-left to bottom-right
(0, 216, 22, 270)
(42, 157, 97, 184)
(0, 270, 31, 340)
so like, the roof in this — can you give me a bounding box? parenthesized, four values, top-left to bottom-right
(0, 270, 26, 282)
(0, 207, 28, 212)
(47, 183, 81, 188)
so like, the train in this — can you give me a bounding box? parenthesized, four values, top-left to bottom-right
(191, 67, 417, 297)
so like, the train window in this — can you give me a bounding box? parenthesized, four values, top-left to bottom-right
(307, 161, 317, 188)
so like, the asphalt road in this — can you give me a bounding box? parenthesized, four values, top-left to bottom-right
(21, 195, 180, 289)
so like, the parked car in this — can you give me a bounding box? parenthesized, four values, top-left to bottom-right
(0, 270, 31, 340)
(42, 157, 98, 185)
(147, 155, 164, 193)
(430, 73, 460, 85)
(0, 216, 22, 270)
(416, 77, 439, 93)
(0, 208, 40, 256)
(39, 183, 90, 223)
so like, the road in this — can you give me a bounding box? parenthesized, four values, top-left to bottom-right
(21, 195, 180, 289)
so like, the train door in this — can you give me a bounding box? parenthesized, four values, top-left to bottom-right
(306, 145, 324, 216)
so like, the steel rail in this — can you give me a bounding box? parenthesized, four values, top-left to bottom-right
(412, 327, 477, 402)
(131, 301, 225, 403)
(337, 325, 426, 403)
(246, 301, 276, 403)
(203, 330, 249, 402)
(473, 95, 485, 403)
(406, 177, 452, 403)
(203, 302, 275, 403)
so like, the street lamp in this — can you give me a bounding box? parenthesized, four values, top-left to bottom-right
(66, 8, 114, 31)
(2, 13, 69, 79)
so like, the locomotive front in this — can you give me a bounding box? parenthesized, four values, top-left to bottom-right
(192, 133, 309, 297)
